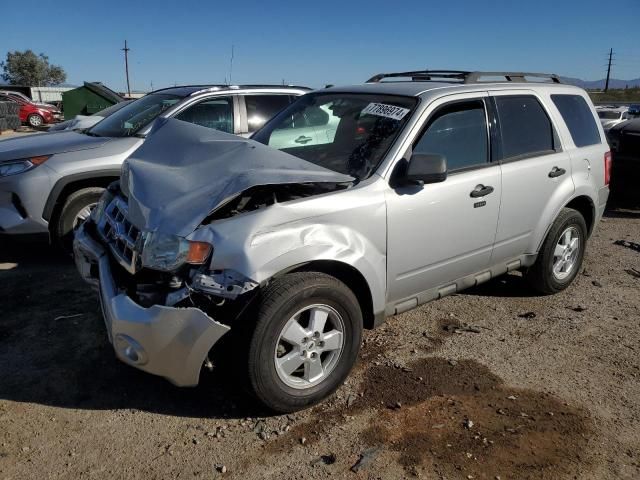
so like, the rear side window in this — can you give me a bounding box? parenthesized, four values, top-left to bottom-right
(495, 96, 555, 159)
(174, 97, 234, 133)
(551, 94, 601, 147)
(414, 100, 488, 171)
(245, 95, 294, 132)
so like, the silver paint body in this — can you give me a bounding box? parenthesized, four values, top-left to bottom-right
(74, 81, 609, 387)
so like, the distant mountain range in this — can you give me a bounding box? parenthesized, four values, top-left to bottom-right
(559, 77, 640, 89)
(2, 78, 639, 89)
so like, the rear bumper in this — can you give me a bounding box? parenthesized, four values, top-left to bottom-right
(73, 222, 230, 387)
(597, 185, 609, 220)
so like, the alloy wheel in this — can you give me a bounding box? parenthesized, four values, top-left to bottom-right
(29, 115, 43, 127)
(73, 203, 96, 229)
(552, 226, 580, 280)
(274, 304, 345, 389)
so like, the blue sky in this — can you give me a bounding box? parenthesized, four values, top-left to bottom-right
(3, 0, 639, 91)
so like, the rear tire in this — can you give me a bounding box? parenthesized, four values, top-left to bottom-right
(525, 208, 587, 294)
(56, 187, 104, 251)
(242, 271, 362, 413)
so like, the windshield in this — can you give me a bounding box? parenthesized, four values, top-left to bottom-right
(88, 94, 182, 137)
(92, 100, 133, 118)
(252, 93, 417, 180)
(598, 110, 622, 120)
(5, 92, 30, 102)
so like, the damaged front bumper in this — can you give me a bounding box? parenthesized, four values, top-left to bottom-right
(73, 222, 230, 387)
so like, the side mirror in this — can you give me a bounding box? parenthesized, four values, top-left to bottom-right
(406, 153, 447, 184)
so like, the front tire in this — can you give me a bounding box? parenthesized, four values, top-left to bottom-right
(243, 272, 362, 413)
(27, 114, 44, 127)
(56, 187, 104, 250)
(525, 208, 587, 294)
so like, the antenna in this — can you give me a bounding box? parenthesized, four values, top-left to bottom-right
(228, 44, 235, 85)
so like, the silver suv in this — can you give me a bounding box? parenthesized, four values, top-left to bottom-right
(73, 71, 610, 413)
(0, 85, 309, 246)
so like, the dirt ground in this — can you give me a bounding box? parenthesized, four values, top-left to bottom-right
(0, 127, 42, 140)
(1, 199, 639, 479)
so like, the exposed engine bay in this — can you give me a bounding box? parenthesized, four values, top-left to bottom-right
(206, 182, 348, 221)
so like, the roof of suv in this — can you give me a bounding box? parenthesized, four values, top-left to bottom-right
(151, 85, 311, 97)
(322, 70, 581, 99)
(323, 80, 580, 99)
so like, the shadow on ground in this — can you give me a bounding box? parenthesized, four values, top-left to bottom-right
(461, 271, 539, 298)
(0, 237, 255, 419)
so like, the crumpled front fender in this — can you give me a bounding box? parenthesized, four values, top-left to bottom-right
(190, 179, 388, 318)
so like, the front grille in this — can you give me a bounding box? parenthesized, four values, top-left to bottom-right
(97, 196, 142, 274)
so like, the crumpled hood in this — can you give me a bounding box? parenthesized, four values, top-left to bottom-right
(124, 118, 354, 237)
(0, 130, 110, 162)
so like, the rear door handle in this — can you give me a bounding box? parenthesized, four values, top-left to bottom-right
(295, 135, 313, 144)
(548, 166, 566, 178)
(470, 184, 494, 198)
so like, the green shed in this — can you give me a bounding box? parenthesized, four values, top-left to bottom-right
(61, 82, 123, 119)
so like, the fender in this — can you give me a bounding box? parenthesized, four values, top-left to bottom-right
(189, 188, 389, 321)
(256, 241, 386, 319)
(528, 177, 576, 254)
(534, 192, 596, 253)
(42, 169, 121, 221)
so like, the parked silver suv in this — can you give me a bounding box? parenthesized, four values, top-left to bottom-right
(0, 85, 309, 246)
(74, 71, 610, 412)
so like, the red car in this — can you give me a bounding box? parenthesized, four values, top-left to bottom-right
(0, 91, 63, 127)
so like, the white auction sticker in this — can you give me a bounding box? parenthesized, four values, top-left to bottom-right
(361, 103, 410, 121)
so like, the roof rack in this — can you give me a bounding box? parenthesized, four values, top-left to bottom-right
(151, 84, 311, 95)
(366, 70, 562, 84)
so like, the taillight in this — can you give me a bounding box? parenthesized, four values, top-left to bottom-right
(604, 151, 612, 186)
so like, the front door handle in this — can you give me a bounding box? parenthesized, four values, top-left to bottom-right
(295, 135, 313, 144)
(548, 166, 566, 178)
(470, 184, 494, 198)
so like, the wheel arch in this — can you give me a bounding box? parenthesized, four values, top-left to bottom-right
(564, 195, 595, 236)
(281, 260, 378, 330)
(535, 194, 597, 254)
(44, 170, 120, 232)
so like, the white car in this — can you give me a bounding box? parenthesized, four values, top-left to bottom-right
(597, 106, 630, 131)
(267, 104, 340, 149)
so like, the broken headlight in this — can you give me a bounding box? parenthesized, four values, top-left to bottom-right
(141, 231, 212, 272)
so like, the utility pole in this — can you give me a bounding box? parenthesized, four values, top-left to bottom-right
(605, 48, 613, 92)
(122, 40, 131, 97)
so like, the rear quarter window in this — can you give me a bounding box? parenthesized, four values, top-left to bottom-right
(551, 94, 602, 147)
(495, 95, 556, 159)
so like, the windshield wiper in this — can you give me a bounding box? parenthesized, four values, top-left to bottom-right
(84, 130, 102, 137)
